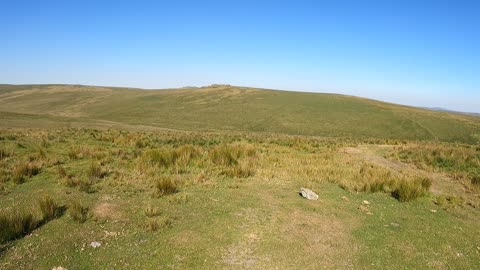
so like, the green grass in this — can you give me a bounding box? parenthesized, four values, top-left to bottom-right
(1, 84, 479, 142)
(0, 89, 480, 269)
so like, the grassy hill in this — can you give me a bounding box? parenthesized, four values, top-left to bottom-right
(1, 84, 479, 142)
(1, 84, 480, 269)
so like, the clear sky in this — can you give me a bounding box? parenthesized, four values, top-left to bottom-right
(1, 0, 479, 112)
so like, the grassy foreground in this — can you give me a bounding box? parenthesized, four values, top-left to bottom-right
(1, 128, 479, 269)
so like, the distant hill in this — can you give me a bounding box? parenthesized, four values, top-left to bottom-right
(421, 107, 480, 117)
(1, 84, 479, 143)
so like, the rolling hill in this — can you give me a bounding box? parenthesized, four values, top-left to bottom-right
(1, 84, 479, 142)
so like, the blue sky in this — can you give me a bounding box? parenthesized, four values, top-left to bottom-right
(1, 0, 479, 112)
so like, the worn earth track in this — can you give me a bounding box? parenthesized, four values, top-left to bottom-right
(341, 145, 479, 205)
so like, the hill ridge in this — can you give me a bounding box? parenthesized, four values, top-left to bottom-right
(0, 84, 479, 143)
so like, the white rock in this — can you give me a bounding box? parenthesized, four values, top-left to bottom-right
(362, 200, 370, 205)
(299, 188, 319, 200)
(90, 241, 101, 248)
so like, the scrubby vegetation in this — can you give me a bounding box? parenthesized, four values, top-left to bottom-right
(68, 200, 89, 223)
(388, 144, 480, 189)
(0, 209, 36, 244)
(37, 194, 62, 221)
(0, 127, 479, 269)
(152, 176, 178, 197)
(0, 195, 63, 244)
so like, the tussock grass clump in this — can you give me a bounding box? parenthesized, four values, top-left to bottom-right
(209, 143, 256, 167)
(68, 145, 92, 160)
(68, 200, 89, 223)
(223, 163, 255, 178)
(12, 161, 40, 184)
(57, 165, 68, 178)
(145, 217, 173, 232)
(0, 146, 13, 159)
(0, 209, 36, 244)
(0, 196, 63, 244)
(153, 176, 178, 197)
(138, 145, 202, 172)
(0, 169, 11, 183)
(64, 177, 81, 187)
(335, 162, 431, 202)
(37, 195, 62, 221)
(391, 177, 432, 202)
(40, 137, 49, 148)
(209, 145, 239, 166)
(87, 162, 107, 180)
(389, 144, 480, 179)
(434, 195, 465, 208)
(37, 148, 47, 160)
(135, 139, 146, 149)
(175, 145, 201, 167)
(146, 219, 159, 231)
(68, 147, 81, 160)
(144, 205, 161, 217)
(471, 175, 480, 187)
(79, 179, 95, 193)
(142, 149, 179, 168)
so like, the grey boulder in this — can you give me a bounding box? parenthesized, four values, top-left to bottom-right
(299, 188, 319, 200)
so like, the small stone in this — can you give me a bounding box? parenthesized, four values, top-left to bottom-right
(358, 205, 371, 214)
(341, 196, 349, 201)
(90, 241, 101, 248)
(52, 267, 67, 270)
(299, 188, 319, 200)
(362, 200, 370, 205)
(390, 222, 400, 227)
(430, 209, 437, 213)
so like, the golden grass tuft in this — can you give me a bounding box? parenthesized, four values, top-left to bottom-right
(152, 176, 178, 197)
(0, 209, 36, 244)
(37, 194, 62, 221)
(144, 205, 161, 217)
(12, 161, 40, 184)
(68, 200, 90, 223)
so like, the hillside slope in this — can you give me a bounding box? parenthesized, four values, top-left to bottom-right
(0, 84, 479, 142)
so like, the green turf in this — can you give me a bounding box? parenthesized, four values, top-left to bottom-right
(1, 84, 479, 142)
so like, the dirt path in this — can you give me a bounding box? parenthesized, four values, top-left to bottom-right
(341, 145, 475, 202)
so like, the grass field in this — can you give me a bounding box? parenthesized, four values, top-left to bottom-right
(1, 84, 480, 269)
(1, 84, 479, 142)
